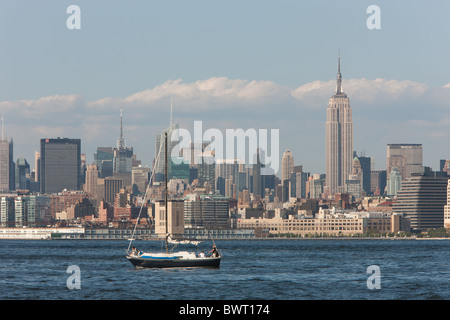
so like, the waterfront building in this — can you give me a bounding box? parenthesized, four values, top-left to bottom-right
(386, 144, 423, 181)
(325, 55, 353, 194)
(154, 199, 185, 237)
(445, 179, 450, 229)
(393, 171, 448, 231)
(237, 209, 409, 237)
(0, 227, 85, 239)
(40, 138, 81, 194)
(0, 135, 14, 191)
(14, 197, 27, 227)
(0, 197, 15, 227)
(183, 194, 230, 229)
(25, 195, 51, 227)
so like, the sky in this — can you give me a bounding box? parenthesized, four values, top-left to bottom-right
(1, 0, 450, 176)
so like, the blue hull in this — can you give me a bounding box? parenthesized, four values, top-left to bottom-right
(127, 255, 221, 268)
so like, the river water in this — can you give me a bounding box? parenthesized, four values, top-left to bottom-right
(0, 239, 449, 301)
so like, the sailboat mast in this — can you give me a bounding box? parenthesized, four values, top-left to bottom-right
(165, 131, 169, 254)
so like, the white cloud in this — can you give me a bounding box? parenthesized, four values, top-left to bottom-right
(291, 78, 430, 107)
(0, 94, 83, 119)
(3, 76, 450, 173)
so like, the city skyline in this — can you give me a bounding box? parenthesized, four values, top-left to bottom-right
(1, 1, 450, 175)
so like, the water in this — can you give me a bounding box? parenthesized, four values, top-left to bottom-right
(0, 239, 449, 300)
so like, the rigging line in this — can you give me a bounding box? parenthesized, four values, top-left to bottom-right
(127, 132, 165, 253)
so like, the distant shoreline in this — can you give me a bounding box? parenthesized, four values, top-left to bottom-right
(1, 236, 449, 241)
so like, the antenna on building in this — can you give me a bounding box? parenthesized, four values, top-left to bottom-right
(120, 107, 123, 141)
(336, 49, 343, 95)
(117, 107, 125, 149)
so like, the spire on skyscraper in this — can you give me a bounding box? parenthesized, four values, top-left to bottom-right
(335, 50, 344, 95)
(117, 108, 125, 149)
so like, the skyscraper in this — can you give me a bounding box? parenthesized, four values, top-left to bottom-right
(113, 108, 133, 174)
(393, 170, 448, 231)
(40, 138, 81, 194)
(155, 98, 181, 181)
(444, 179, 450, 229)
(0, 116, 14, 191)
(281, 149, 294, 183)
(386, 144, 423, 181)
(15, 157, 30, 190)
(325, 54, 353, 194)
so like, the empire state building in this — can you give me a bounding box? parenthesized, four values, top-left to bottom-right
(325, 55, 353, 194)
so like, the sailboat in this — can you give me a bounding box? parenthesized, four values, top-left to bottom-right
(126, 130, 222, 268)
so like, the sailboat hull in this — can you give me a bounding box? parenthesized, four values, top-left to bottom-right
(126, 254, 221, 269)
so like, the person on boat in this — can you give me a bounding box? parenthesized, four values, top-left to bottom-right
(131, 246, 138, 256)
(199, 251, 205, 258)
(209, 245, 219, 257)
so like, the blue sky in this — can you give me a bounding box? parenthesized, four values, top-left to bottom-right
(1, 1, 450, 175)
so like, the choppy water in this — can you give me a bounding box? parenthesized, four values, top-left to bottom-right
(0, 239, 449, 300)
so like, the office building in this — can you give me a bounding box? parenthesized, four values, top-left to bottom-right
(387, 144, 423, 181)
(252, 149, 264, 197)
(104, 177, 123, 204)
(325, 55, 353, 194)
(0, 197, 15, 227)
(444, 179, 450, 229)
(155, 107, 180, 181)
(393, 171, 448, 231)
(183, 194, 230, 229)
(281, 149, 294, 183)
(386, 167, 401, 196)
(15, 157, 30, 190)
(113, 108, 133, 174)
(0, 136, 14, 191)
(40, 138, 81, 194)
(84, 164, 99, 198)
(132, 166, 150, 194)
(94, 147, 114, 178)
(198, 154, 215, 193)
(358, 155, 371, 194)
(371, 170, 387, 195)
